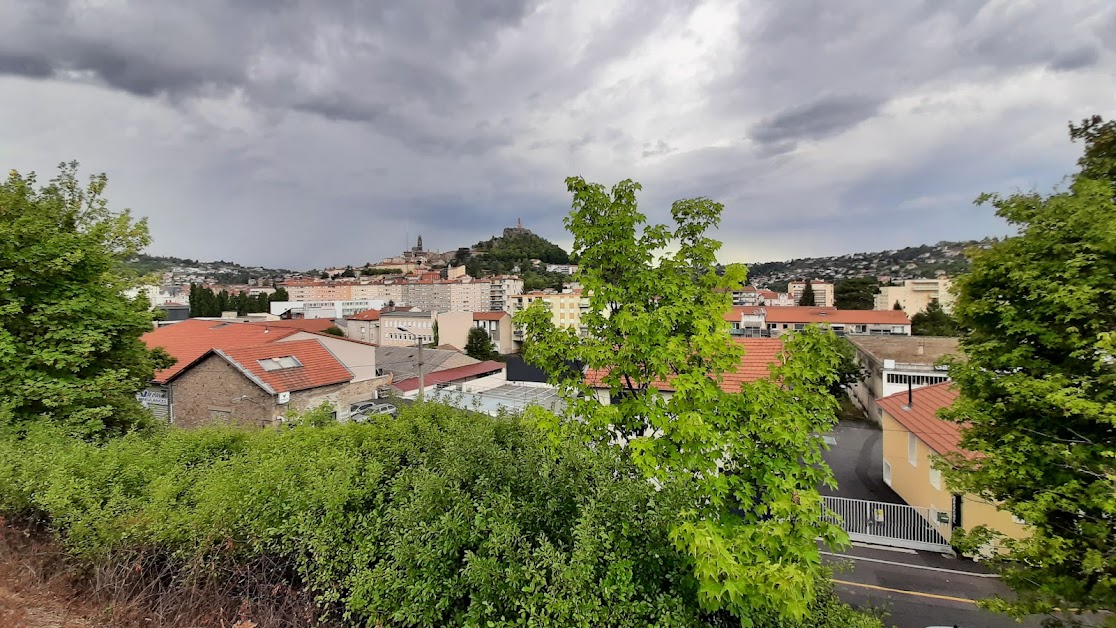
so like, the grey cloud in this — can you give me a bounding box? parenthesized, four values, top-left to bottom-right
(0, 51, 52, 78)
(642, 140, 677, 158)
(1048, 46, 1101, 71)
(749, 95, 884, 146)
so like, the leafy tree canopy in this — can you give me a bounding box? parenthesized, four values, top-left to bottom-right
(942, 118, 1116, 619)
(0, 162, 173, 437)
(834, 277, 879, 310)
(517, 177, 850, 623)
(465, 326, 496, 360)
(798, 278, 816, 306)
(910, 300, 959, 336)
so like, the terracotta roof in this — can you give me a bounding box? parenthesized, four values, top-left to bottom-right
(759, 290, 780, 298)
(245, 319, 337, 333)
(393, 361, 505, 392)
(473, 311, 510, 321)
(585, 338, 784, 393)
(876, 382, 967, 457)
(348, 309, 382, 321)
(218, 340, 353, 393)
(143, 319, 300, 383)
(762, 307, 911, 326)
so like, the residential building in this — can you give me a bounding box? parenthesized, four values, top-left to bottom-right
(875, 278, 954, 315)
(731, 285, 763, 306)
(788, 280, 835, 307)
(506, 289, 585, 344)
(545, 264, 579, 275)
(269, 300, 386, 319)
(489, 275, 524, 312)
(341, 309, 383, 344)
(877, 382, 1027, 550)
(139, 319, 389, 427)
(351, 281, 406, 304)
(585, 338, 784, 404)
(379, 309, 439, 346)
(847, 335, 959, 424)
(472, 311, 514, 354)
(447, 279, 491, 313)
(724, 306, 912, 337)
(281, 280, 354, 302)
(759, 290, 796, 306)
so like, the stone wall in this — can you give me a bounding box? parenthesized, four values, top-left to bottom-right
(168, 355, 278, 428)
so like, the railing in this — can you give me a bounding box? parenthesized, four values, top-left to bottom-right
(823, 495, 953, 554)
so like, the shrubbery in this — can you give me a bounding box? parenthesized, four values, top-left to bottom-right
(0, 403, 881, 627)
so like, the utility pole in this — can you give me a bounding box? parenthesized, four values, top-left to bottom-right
(398, 326, 424, 401)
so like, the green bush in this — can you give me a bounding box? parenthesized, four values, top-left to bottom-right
(0, 403, 881, 627)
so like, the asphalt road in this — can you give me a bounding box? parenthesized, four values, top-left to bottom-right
(825, 543, 1050, 628)
(821, 419, 904, 503)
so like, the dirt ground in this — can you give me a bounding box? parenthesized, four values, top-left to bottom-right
(0, 570, 97, 628)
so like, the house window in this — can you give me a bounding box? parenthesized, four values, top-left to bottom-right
(887, 373, 950, 386)
(794, 324, 805, 330)
(929, 465, 941, 490)
(892, 326, 906, 334)
(882, 460, 892, 486)
(854, 325, 867, 333)
(908, 432, 918, 467)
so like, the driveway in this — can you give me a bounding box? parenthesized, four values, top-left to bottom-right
(821, 420, 904, 503)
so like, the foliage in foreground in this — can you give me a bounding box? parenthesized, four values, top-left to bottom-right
(518, 178, 851, 624)
(0, 403, 880, 627)
(942, 117, 1116, 620)
(0, 163, 171, 438)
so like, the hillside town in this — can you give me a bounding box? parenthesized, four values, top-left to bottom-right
(2, 2, 1113, 626)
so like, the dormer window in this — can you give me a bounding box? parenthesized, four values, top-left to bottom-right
(258, 356, 302, 371)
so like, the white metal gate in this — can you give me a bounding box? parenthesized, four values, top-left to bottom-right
(823, 496, 953, 554)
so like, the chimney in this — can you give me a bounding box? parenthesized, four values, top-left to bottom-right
(904, 380, 914, 410)
(916, 342, 925, 356)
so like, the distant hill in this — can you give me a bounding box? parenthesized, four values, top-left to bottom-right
(449, 226, 572, 291)
(124, 254, 291, 284)
(745, 239, 995, 291)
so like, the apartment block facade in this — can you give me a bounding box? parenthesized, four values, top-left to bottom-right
(787, 280, 835, 307)
(875, 278, 954, 315)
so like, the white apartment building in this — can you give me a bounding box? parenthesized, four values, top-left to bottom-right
(787, 280, 835, 307)
(490, 275, 524, 312)
(847, 335, 959, 424)
(875, 278, 954, 315)
(447, 280, 491, 313)
(378, 309, 472, 348)
(545, 264, 579, 275)
(269, 300, 387, 319)
(351, 282, 405, 304)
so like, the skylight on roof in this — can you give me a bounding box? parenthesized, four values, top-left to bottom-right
(258, 356, 302, 371)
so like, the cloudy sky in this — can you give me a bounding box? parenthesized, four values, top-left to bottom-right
(2, 1, 1114, 270)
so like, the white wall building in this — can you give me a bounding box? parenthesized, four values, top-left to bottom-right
(875, 278, 954, 315)
(269, 300, 387, 319)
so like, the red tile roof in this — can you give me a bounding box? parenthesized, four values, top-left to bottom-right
(876, 382, 967, 456)
(473, 311, 510, 321)
(218, 340, 353, 393)
(761, 307, 911, 326)
(143, 319, 300, 383)
(347, 309, 382, 321)
(245, 319, 337, 332)
(393, 361, 505, 392)
(584, 338, 784, 393)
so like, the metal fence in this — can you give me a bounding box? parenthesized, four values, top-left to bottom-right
(823, 495, 953, 554)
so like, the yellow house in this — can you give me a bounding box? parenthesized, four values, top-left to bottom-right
(877, 382, 1028, 549)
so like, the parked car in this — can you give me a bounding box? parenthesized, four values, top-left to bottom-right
(348, 402, 397, 422)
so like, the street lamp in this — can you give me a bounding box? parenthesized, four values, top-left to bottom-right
(397, 326, 425, 401)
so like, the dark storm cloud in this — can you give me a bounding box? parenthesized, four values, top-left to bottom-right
(1048, 46, 1101, 71)
(749, 95, 884, 146)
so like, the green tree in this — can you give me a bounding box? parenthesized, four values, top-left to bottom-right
(320, 326, 344, 337)
(941, 122, 1116, 620)
(834, 277, 879, 310)
(432, 320, 439, 347)
(0, 162, 174, 437)
(516, 177, 849, 624)
(910, 300, 959, 336)
(893, 300, 903, 310)
(465, 326, 496, 360)
(270, 285, 289, 302)
(798, 278, 816, 306)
